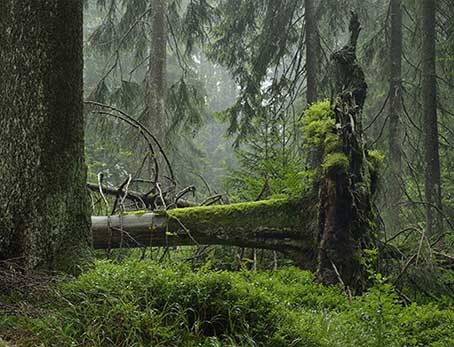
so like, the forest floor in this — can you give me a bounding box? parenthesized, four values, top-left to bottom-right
(1, 256, 454, 347)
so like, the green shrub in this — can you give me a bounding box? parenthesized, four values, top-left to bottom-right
(398, 304, 454, 347)
(4, 260, 454, 347)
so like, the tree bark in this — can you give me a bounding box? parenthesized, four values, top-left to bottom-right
(91, 198, 319, 269)
(305, 0, 319, 105)
(316, 13, 372, 293)
(305, 0, 323, 169)
(146, 0, 168, 178)
(0, 1, 90, 269)
(388, 0, 403, 234)
(421, 0, 442, 238)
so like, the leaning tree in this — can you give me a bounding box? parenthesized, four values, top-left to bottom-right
(0, 1, 90, 269)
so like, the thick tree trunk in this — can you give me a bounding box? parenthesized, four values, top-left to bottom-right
(91, 198, 319, 269)
(146, 0, 168, 177)
(305, 0, 319, 105)
(316, 13, 372, 293)
(0, 1, 90, 269)
(388, 0, 403, 234)
(421, 0, 442, 238)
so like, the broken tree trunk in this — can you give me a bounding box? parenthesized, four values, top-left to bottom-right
(86, 183, 197, 209)
(89, 12, 377, 294)
(92, 198, 319, 269)
(316, 12, 374, 293)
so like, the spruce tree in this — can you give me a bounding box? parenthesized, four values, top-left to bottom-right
(0, 0, 90, 269)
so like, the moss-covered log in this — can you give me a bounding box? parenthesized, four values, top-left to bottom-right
(0, 1, 90, 269)
(92, 198, 319, 268)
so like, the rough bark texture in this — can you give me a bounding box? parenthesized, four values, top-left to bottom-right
(316, 13, 372, 293)
(91, 198, 319, 269)
(146, 0, 168, 176)
(421, 0, 442, 237)
(0, 1, 90, 269)
(388, 0, 403, 233)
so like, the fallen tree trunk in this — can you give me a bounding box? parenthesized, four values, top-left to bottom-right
(90, 13, 376, 293)
(91, 198, 319, 269)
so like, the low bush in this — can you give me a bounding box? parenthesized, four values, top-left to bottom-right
(2, 260, 453, 346)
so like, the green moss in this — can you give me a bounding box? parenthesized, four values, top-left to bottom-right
(302, 100, 339, 152)
(321, 152, 349, 174)
(367, 149, 385, 174)
(366, 150, 384, 195)
(267, 193, 289, 200)
(324, 132, 342, 153)
(167, 198, 306, 235)
(121, 209, 150, 217)
(354, 181, 370, 196)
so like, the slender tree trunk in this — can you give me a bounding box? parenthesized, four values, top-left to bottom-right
(305, 0, 318, 105)
(0, 0, 90, 269)
(305, 0, 322, 168)
(252, 248, 257, 271)
(388, 0, 403, 233)
(421, 0, 442, 237)
(273, 251, 278, 270)
(146, 0, 168, 179)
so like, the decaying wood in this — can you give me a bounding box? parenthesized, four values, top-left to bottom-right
(88, 12, 376, 293)
(91, 198, 319, 269)
(87, 183, 196, 209)
(316, 12, 373, 293)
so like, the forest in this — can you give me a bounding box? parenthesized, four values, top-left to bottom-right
(0, 0, 454, 346)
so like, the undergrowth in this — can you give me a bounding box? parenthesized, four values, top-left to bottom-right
(1, 260, 453, 347)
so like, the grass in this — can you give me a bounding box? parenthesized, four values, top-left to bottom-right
(1, 259, 453, 346)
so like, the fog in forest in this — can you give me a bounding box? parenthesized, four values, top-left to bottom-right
(1, 0, 454, 345)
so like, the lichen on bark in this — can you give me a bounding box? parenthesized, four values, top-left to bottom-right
(0, 1, 90, 270)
